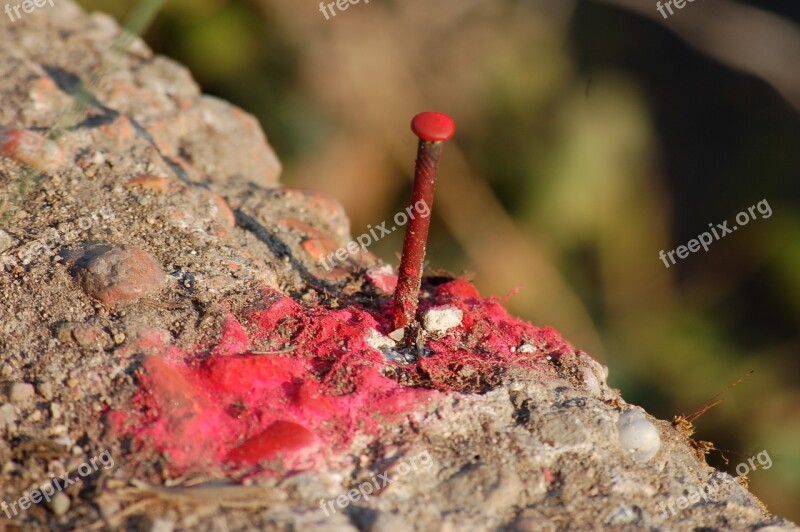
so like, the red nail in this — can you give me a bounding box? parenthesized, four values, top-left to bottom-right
(392, 112, 455, 336)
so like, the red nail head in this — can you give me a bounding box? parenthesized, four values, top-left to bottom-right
(411, 112, 456, 142)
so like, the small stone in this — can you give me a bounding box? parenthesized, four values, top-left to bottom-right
(365, 329, 396, 353)
(422, 306, 463, 333)
(72, 323, 108, 348)
(67, 243, 166, 306)
(581, 366, 601, 396)
(48, 492, 70, 516)
(149, 518, 175, 532)
(518, 344, 536, 354)
(51, 402, 63, 420)
(0, 229, 13, 253)
(9, 382, 35, 403)
(0, 403, 17, 428)
(0, 126, 64, 172)
(617, 409, 661, 463)
(388, 328, 405, 342)
(37, 381, 54, 401)
(125, 175, 173, 193)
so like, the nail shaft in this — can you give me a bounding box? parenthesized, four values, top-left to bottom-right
(392, 112, 455, 336)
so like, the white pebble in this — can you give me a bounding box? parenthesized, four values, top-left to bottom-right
(8, 382, 35, 403)
(365, 328, 395, 353)
(0, 403, 17, 428)
(581, 366, 602, 396)
(617, 409, 660, 463)
(518, 344, 536, 353)
(388, 328, 405, 342)
(48, 492, 70, 516)
(422, 306, 463, 333)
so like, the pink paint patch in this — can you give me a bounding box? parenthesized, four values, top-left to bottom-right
(212, 315, 250, 356)
(227, 421, 317, 466)
(122, 278, 574, 476)
(367, 268, 398, 294)
(136, 356, 236, 469)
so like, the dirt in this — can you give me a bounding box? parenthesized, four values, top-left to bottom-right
(0, 2, 798, 531)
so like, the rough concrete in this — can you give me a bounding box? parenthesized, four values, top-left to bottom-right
(0, 2, 797, 531)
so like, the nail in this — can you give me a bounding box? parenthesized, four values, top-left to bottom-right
(392, 112, 455, 336)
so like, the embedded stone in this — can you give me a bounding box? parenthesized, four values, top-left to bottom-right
(8, 382, 35, 403)
(617, 409, 661, 463)
(422, 306, 463, 333)
(68, 243, 166, 306)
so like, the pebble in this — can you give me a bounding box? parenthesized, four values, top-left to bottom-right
(0, 126, 64, 172)
(617, 409, 661, 463)
(149, 518, 175, 532)
(579, 353, 608, 396)
(388, 328, 405, 342)
(48, 492, 70, 516)
(125, 175, 173, 193)
(56, 322, 108, 349)
(364, 328, 396, 353)
(581, 367, 602, 396)
(0, 403, 17, 428)
(67, 243, 166, 306)
(0, 229, 13, 253)
(37, 381, 54, 400)
(8, 382, 35, 403)
(422, 306, 463, 333)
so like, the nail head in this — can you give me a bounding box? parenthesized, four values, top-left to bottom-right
(411, 112, 455, 142)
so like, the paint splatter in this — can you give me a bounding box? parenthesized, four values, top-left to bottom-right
(115, 279, 575, 476)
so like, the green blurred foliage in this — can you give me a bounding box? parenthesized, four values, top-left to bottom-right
(77, 0, 800, 520)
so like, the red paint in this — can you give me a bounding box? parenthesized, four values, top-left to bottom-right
(410, 112, 456, 142)
(227, 421, 317, 466)
(393, 112, 455, 334)
(211, 315, 249, 357)
(118, 279, 576, 477)
(366, 268, 398, 294)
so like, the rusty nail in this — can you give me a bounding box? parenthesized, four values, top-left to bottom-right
(392, 111, 455, 339)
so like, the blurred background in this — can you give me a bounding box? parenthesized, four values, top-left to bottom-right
(77, 0, 800, 520)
